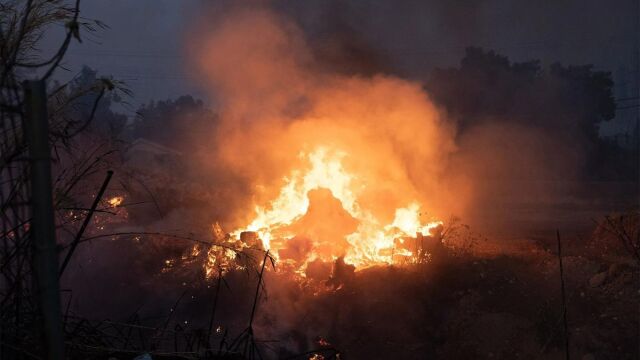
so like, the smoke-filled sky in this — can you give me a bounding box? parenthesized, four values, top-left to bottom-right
(44, 0, 638, 130)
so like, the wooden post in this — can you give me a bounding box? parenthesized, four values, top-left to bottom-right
(24, 80, 65, 359)
(556, 230, 570, 360)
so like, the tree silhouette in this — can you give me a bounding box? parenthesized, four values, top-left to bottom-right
(427, 47, 628, 179)
(132, 95, 219, 151)
(51, 66, 128, 140)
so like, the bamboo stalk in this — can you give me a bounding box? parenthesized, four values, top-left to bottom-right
(59, 170, 113, 276)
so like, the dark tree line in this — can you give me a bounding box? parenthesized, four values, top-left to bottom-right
(51, 66, 129, 141)
(427, 47, 635, 181)
(132, 94, 219, 151)
(82, 47, 635, 181)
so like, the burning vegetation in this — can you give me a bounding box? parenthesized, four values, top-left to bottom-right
(190, 8, 458, 282)
(1, 2, 638, 360)
(206, 147, 444, 278)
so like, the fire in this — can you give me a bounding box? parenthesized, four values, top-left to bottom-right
(224, 147, 442, 272)
(107, 196, 123, 207)
(193, 9, 457, 278)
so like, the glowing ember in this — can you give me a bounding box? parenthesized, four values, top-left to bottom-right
(107, 196, 124, 207)
(316, 337, 331, 347)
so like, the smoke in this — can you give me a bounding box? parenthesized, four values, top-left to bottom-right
(183, 2, 599, 245)
(58, 3, 621, 355)
(182, 8, 466, 351)
(445, 121, 586, 234)
(188, 6, 458, 230)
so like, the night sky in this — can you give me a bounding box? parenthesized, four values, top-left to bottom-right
(43, 0, 638, 133)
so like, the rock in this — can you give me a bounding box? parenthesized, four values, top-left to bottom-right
(589, 272, 607, 287)
(582, 354, 596, 360)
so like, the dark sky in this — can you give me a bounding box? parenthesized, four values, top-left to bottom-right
(45, 0, 638, 133)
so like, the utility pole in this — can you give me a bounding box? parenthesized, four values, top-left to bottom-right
(24, 80, 65, 359)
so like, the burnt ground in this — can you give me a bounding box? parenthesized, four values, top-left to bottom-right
(234, 233, 635, 360)
(61, 228, 639, 360)
(297, 249, 637, 359)
(61, 183, 639, 359)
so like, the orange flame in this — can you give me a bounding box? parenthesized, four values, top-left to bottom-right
(191, 9, 455, 278)
(229, 147, 442, 271)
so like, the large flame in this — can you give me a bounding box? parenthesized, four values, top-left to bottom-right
(229, 147, 442, 271)
(190, 8, 456, 277)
